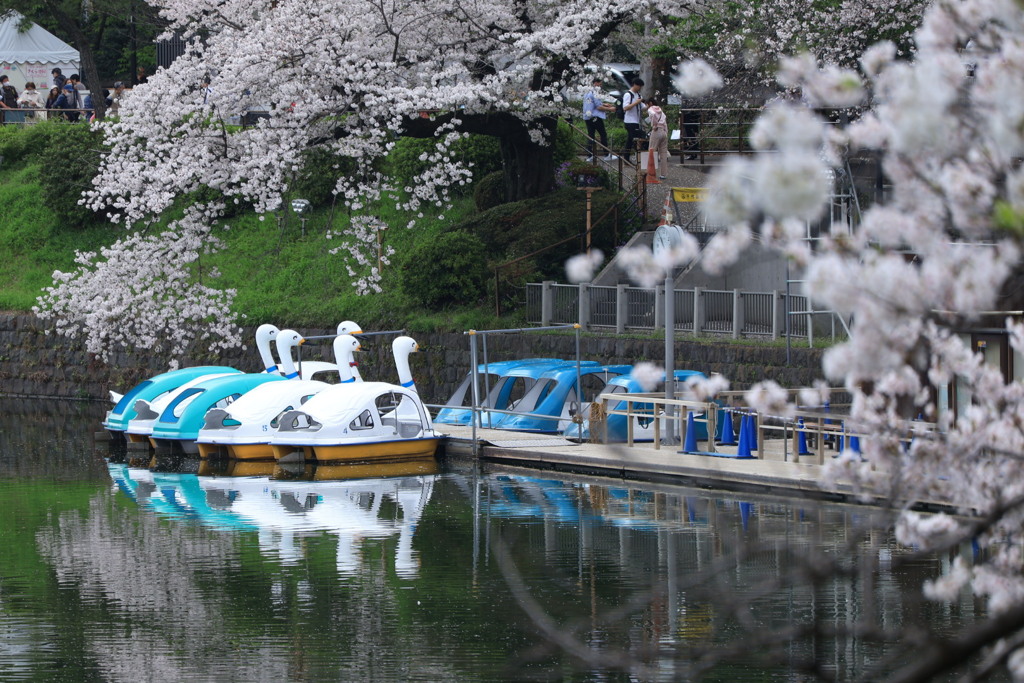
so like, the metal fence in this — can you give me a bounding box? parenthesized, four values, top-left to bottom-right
(528, 282, 828, 344)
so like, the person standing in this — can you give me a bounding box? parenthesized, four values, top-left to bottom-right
(51, 68, 66, 91)
(1, 75, 19, 108)
(646, 98, 670, 179)
(582, 77, 616, 162)
(54, 83, 82, 122)
(17, 82, 43, 124)
(0, 75, 17, 124)
(106, 81, 126, 116)
(620, 78, 647, 162)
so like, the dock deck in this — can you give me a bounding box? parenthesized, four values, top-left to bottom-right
(438, 425, 858, 502)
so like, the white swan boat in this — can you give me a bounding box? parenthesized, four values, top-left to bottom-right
(196, 334, 362, 460)
(268, 336, 439, 463)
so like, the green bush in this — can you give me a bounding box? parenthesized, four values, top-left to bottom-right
(34, 122, 106, 229)
(291, 147, 354, 207)
(553, 159, 611, 190)
(385, 134, 503, 194)
(553, 119, 577, 165)
(473, 170, 506, 211)
(0, 125, 30, 164)
(399, 230, 489, 309)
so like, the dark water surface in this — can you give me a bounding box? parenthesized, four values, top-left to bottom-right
(0, 399, 986, 681)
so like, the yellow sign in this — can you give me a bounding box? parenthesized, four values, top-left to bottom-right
(672, 187, 708, 203)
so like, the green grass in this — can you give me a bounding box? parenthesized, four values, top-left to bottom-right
(207, 193, 482, 329)
(0, 163, 113, 310)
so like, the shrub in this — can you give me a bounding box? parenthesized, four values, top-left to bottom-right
(553, 119, 577, 165)
(474, 170, 506, 211)
(290, 147, 354, 207)
(399, 230, 489, 309)
(553, 159, 611, 190)
(34, 122, 106, 229)
(385, 134, 503, 194)
(0, 125, 30, 165)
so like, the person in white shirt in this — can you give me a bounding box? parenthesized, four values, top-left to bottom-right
(16, 81, 44, 123)
(620, 78, 647, 161)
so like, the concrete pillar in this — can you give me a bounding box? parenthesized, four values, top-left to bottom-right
(541, 280, 553, 326)
(693, 286, 703, 336)
(732, 289, 742, 340)
(616, 284, 627, 334)
(578, 282, 591, 330)
(771, 290, 781, 340)
(654, 284, 665, 331)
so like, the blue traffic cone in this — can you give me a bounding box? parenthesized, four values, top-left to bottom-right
(713, 404, 725, 442)
(736, 415, 751, 458)
(683, 412, 698, 454)
(746, 414, 758, 451)
(849, 435, 861, 453)
(797, 417, 811, 456)
(739, 502, 752, 532)
(719, 409, 737, 446)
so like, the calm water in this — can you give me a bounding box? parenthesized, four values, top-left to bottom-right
(0, 399, 989, 682)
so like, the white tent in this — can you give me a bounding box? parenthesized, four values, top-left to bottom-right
(0, 11, 79, 92)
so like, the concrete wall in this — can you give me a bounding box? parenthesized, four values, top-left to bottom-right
(0, 312, 828, 406)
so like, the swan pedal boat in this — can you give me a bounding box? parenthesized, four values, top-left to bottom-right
(104, 366, 243, 442)
(195, 379, 330, 460)
(149, 373, 288, 455)
(269, 382, 441, 463)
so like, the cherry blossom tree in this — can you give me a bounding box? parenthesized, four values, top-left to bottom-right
(658, 0, 1024, 674)
(35, 0, 700, 360)
(706, 0, 930, 87)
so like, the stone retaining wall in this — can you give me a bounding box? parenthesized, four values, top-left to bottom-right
(0, 313, 827, 405)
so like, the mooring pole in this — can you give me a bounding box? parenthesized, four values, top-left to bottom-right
(468, 330, 480, 458)
(664, 272, 677, 445)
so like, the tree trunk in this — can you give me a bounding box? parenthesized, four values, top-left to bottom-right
(46, 2, 107, 120)
(499, 117, 557, 203)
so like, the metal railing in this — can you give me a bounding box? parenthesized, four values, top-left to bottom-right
(526, 282, 833, 345)
(1, 108, 95, 124)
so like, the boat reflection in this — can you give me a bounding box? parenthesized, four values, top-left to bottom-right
(108, 459, 437, 578)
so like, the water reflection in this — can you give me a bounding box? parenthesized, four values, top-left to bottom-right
(108, 461, 437, 577)
(0, 400, 988, 680)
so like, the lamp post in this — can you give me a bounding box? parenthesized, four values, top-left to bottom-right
(290, 198, 311, 236)
(653, 224, 687, 445)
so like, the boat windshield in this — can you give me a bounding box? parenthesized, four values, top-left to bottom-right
(485, 376, 536, 410)
(511, 379, 556, 414)
(445, 373, 501, 407)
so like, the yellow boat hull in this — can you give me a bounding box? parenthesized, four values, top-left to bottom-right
(197, 442, 277, 461)
(277, 458, 439, 481)
(272, 438, 441, 464)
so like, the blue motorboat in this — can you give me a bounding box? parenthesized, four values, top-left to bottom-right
(488, 364, 632, 433)
(561, 369, 707, 442)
